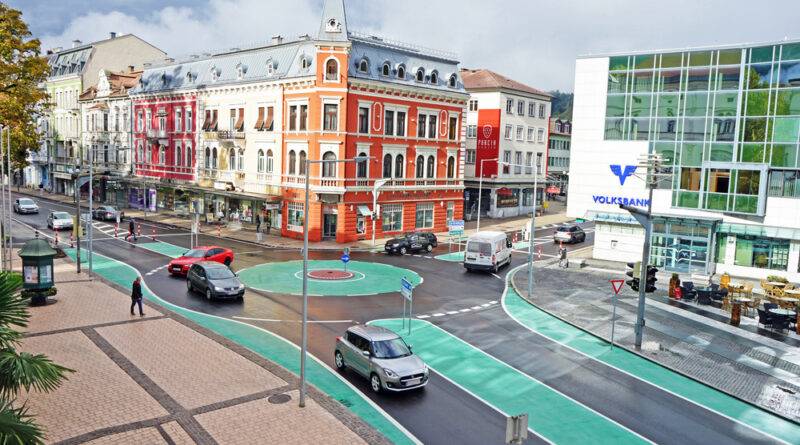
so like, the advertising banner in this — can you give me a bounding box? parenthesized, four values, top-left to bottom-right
(475, 109, 501, 178)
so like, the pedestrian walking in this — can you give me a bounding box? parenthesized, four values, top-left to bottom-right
(265, 212, 271, 234)
(559, 246, 568, 269)
(130, 277, 145, 316)
(39, 183, 44, 196)
(255, 214, 261, 233)
(125, 217, 137, 241)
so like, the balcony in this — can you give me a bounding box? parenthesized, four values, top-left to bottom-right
(54, 156, 75, 165)
(217, 130, 245, 140)
(146, 129, 167, 140)
(28, 151, 48, 163)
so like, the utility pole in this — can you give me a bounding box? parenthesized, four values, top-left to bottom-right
(0, 126, 5, 272)
(88, 147, 93, 276)
(7, 128, 12, 270)
(74, 159, 81, 273)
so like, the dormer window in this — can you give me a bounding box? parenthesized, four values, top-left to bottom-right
(186, 72, 194, 83)
(359, 58, 368, 73)
(325, 58, 338, 80)
(301, 56, 309, 70)
(236, 66, 243, 80)
(266, 59, 274, 76)
(448, 74, 457, 88)
(429, 71, 438, 85)
(415, 69, 425, 83)
(161, 73, 167, 86)
(210, 67, 218, 82)
(382, 62, 390, 77)
(397, 64, 406, 79)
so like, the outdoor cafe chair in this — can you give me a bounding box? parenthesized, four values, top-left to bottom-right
(697, 288, 713, 305)
(757, 308, 773, 328)
(771, 313, 790, 331)
(681, 282, 697, 302)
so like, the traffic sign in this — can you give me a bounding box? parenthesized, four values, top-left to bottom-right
(449, 220, 464, 236)
(343, 247, 350, 255)
(400, 277, 413, 301)
(611, 280, 625, 294)
(341, 254, 350, 263)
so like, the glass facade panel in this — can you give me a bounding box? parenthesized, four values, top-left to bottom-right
(716, 67, 740, 90)
(630, 118, 650, 140)
(686, 68, 710, 90)
(629, 94, 651, 116)
(661, 53, 683, 68)
(772, 117, 800, 142)
(634, 54, 656, 69)
(654, 117, 678, 140)
(782, 44, 800, 61)
(750, 46, 774, 64)
(656, 94, 679, 117)
(659, 69, 682, 92)
(653, 142, 677, 165)
(734, 235, 789, 270)
(770, 144, 798, 167)
(606, 95, 626, 117)
(689, 52, 712, 67)
(718, 49, 742, 66)
(745, 90, 770, 116)
(775, 90, 800, 116)
(678, 191, 700, 208)
(605, 118, 625, 140)
(608, 72, 628, 93)
(740, 143, 765, 162)
(711, 118, 735, 141)
(747, 64, 773, 89)
(776, 61, 800, 87)
(742, 118, 767, 142)
(714, 92, 738, 116)
(682, 118, 707, 141)
(632, 72, 654, 93)
(710, 143, 734, 161)
(681, 143, 703, 166)
(684, 93, 708, 116)
(609, 56, 629, 71)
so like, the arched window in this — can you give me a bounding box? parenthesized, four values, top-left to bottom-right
(357, 152, 368, 177)
(301, 57, 309, 70)
(185, 145, 192, 167)
(257, 149, 265, 173)
(266, 60, 274, 76)
(415, 155, 424, 178)
(447, 156, 455, 178)
(325, 59, 338, 80)
(448, 74, 457, 88)
(427, 155, 435, 178)
(288, 150, 296, 175)
(204, 147, 210, 168)
(397, 65, 405, 79)
(359, 58, 368, 73)
(266, 149, 274, 173)
(416, 69, 424, 82)
(395, 154, 404, 178)
(237, 148, 244, 171)
(298, 150, 306, 175)
(229, 149, 235, 171)
(159, 146, 166, 165)
(175, 146, 182, 166)
(322, 152, 336, 177)
(430, 71, 438, 84)
(382, 154, 392, 178)
(212, 147, 218, 169)
(382, 63, 390, 77)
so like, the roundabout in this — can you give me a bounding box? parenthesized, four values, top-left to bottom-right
(237, 260, 422, 296)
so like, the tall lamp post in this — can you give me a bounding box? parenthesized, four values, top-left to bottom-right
(371, 178, 389, 247)
(475, 157, 499, 233)
(299, 154, 372, 408)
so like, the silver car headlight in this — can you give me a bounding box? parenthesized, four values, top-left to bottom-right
(423, 364, 429, 375)
(383, 368, 397, 378)
(214, 286, 225, 291)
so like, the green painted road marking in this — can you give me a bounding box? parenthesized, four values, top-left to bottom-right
(62, 249, 419, 445)
(137, 241, 188, 259)
(434, 251, 464, 262)
(370, 318, 651, 445)
(504, 267, 800, 444)
(512, 241, 530, 250)
(238, 260, 421, 296)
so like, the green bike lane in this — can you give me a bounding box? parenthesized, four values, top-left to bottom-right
(501, 266, 800, 444)
(62, 249, 419, 445)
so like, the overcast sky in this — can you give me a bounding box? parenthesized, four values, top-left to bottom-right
(9, 0, 800, 92)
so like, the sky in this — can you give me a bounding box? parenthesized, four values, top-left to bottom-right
(8, 0, 800, 92)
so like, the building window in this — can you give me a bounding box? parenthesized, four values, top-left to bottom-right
(325, 59, 338, 80)
(447, 156, 455, 178)
(159, 146, 166, 165)
(266, 60, 274, 76)
(468, 100, 478, 112)
(358, 106, 369, 134)
(287, 202, 304, 231)
(185, 145, 192, 167)
(446, 201, 454, 225)
(357, 216, 366, 234)
(397, 65, 405, 79)
(517, 100, 525, 115)
(466, 149, 476, 164)
(537, 128, 545, 143)
(415, 69, 425, 82)
(448, 75, 457, 88)
(359, 58, 368, 73)
(539, 104, 546, 118)
(382, 63, 390, 77)
(384, 110, 394, 136)
(382, 204, 403, 232)
(415, 155, 425, 178)
(186, 109, 192, 132)
(527, 127, 535, 141)
(288, 150, 296, 175)
(430, 71, 438, 84)
(415, 202, 434, 229)
(228, 149, 235, 171)
(734, 235, 789, 270)
(322, 152, 336, 177)
(288, 106, 297, 131)
(564, 123, 571, 133)
(504, 125, 512, 140)
(448, 116, 458, 140)
(146, 111, 152, 130)
(298, 150, 306, 175)
(769, 170, 800, 198)
(237, 149, 244, 171)
(506, 99, 513, 114)
(516, 126, 524, 141)
(528, 102, 536, 117)
(428, 114, 437, 139)
(299, 105, 308, 131)
(324, 103, 338, 131)
(503, 150, 511, 173)
(396, 111, 406, 136)
(536, 153, 543, 174)
(525, 152, 532, 168)
(427, 155, 435, 178)
(417, 115, 426, 138)
(394, 154, 404, 178)
(383, 154, 392, 178)
(467, 125, 477, 138)
(257, 149, 265, 173)
(175, 142, 182, 166)
(357, 152, 368, 178)
(204, 147, 211, 169)
(266, 149, 273, 173)
(555, 121, 562, 132)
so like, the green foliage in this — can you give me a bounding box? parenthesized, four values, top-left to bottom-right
(548, 90, 573, 120)
(0, 272, 73, 444)
(766, 275, 788, 283)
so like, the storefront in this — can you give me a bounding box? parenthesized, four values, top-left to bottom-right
(649, 216, 719, 275)
(262, 202, 281, 230)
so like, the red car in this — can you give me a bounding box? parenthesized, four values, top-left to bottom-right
(169, 246, 233, 275)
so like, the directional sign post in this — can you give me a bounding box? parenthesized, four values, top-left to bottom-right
(341, 253, 350, 275)
(610, 280, 625, 349)
(449, 220, 464, 253)
(401, 277, 413, 334)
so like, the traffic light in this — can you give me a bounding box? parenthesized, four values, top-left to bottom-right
(645, 265, 658, 293)
(626, 261, 640, 291)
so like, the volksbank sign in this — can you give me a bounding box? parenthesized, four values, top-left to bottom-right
(591, 165, 648, 207)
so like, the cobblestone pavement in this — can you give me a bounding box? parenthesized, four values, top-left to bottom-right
(513, 262, 800, 423)
(16, 255, 390, 445)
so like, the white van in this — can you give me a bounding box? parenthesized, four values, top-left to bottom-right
(464, 231, 512, 273)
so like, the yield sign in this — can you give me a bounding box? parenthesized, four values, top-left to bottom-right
(611, 280, 625, 294)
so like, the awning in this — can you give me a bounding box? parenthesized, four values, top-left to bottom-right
(718, 223, 800, 241)
(357, 205, 371, 216)
(546, 186, 560, 194)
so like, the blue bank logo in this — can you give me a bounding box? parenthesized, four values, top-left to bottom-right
(610, 165, 637, 185)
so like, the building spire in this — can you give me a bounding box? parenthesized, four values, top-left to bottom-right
(318, 0, 348, 42)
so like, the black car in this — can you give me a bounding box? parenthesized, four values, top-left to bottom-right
(553, 225, 586, 244)
(385, 231, 438, 255)
(185, 261, 245, 300)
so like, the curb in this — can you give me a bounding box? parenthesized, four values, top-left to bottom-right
(507, 267, 800, 426)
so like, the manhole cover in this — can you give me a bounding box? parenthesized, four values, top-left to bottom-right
(267, 393, 291, 404)
(307, 269, 355, 280)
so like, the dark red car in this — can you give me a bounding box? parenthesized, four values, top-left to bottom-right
(169, 246, 233, 275)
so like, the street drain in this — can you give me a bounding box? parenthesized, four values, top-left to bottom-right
(267, 393, 291, 404)
(337, 398, 352, 407)
(777, 386, 797, 395)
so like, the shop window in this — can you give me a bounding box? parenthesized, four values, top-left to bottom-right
(733, 235, 789, 270)
(287, 202, 304, 231)
(382, 204, 402, 232)
(446, 201, 454, 226)
(415, 202, 434, 229)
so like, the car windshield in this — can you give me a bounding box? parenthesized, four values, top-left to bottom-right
(467, 242, 492, 255)
(371, 338, 411, 359)
(556, 227, 571, 232)
(53, 213, 70, 220)
(183, 248, 207, 258)
(19, 199, 34, 205)
(206, 268, 235, 279)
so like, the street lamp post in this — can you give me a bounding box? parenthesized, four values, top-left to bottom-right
(0, 126, 6, 271)
(300, 155, 372, 408)
(476, 157, 499, 233)
(371, 178, 389, 247)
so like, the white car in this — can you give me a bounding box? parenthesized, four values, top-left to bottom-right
(13, 198, 39, 214)
(47, 211, 73, 230)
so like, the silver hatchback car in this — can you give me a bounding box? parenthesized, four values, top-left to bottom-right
(335, 325, 429, 393)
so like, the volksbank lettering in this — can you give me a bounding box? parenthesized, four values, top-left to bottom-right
(592, 195, 649, 206)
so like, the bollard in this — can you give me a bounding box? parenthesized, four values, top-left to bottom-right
(70, 231, 74, 248)
(218, 223, 221, 237)
(54, 227, 59, 246)
(538, 245, 541, 261)
(114, 223, 118, 238)
(559, 241, 563, 249)
(152, 225, 156, 241)
(137, 223, 141, 237)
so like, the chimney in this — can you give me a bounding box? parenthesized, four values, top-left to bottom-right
(164, 57, 175, 63)
(272, 35, 283, 45)
(109, 32, 117, 39)
(128, 65, 135, 72)
(72, 39, 82, 48)
(299, 34, 310, 41)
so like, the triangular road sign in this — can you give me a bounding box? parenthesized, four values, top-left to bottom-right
(611, 280, 625, 294)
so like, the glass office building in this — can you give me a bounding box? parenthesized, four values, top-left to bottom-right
(568, 40, 800, 279)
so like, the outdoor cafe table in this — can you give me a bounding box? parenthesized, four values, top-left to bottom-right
(734, 297, 753, 317)
(767, 281, 788, 288)
(768, 308, 795, 316)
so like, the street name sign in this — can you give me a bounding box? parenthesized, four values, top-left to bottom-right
(400, 277, 413, 301)
(449, 220, 465, 236)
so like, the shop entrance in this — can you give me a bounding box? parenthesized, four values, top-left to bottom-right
(323, 214, 337, 239)
(650, 218, 716, 274)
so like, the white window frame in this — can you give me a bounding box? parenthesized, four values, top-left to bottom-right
(287, 202, 305, 232)
(322, 101, 339, 132)
(516, 126, 524, 141)
(506, 99, 513, 114)
(527, 127, 535, 142)
(528, 102, 536, 117)
(175, 141, 182, 166)
(237, 148, 244, 171)
(415, 202, 434, 229)
(466, 149, 476, 164)
(185, 143, 192, 167)
(257, 149, 265, 173)
(417, 111, 438, 139)
(324, 57, 339, 82)
(504, 124, 512, 140)
(468, 100, 478, 112)
(517, 100, 525, 115)
(385, 105, 409, 137)
(185, 107, 192, 132)
(537, 128, 545, 143)
(175, 108, 182, 132)
(539, 104, 546, 118)
(266, 149, 274, 174)
(382, 204, 403, 232)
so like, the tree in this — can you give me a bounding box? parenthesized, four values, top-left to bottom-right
(0, 272, 73, 443)
(548, 90, 574, 120)
(0, 3, 51, 168)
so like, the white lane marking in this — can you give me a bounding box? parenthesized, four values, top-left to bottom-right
(446, 311, 459, 315)
(416, 314, 431, 319)
(432, 313, 445, 317)
(471, 306, 482, 310)
(500, 265, 792, 445)
(459, 308, 471, 313)
(481, 303, 491, 307)
(232, 316, 357, 323)
(491, 273, 502, 280)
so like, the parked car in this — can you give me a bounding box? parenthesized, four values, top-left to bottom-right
(464, 231, 512, 273)
(553, 225, 586, 244)
(384, 231, 438, 255)
(93, 205, 124, 221)
(334, 324, 428, 393)
(185, 261, 244, 300)
(13, 198, 38, 214)
(46, 211, 73, 230)
(168, 246, 233, 275)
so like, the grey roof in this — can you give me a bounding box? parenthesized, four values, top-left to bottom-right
(318, 0, 348, 42)
(129, 41, 317, 95)
(47, 46, 93, 79)
(347, 35, 466, 95)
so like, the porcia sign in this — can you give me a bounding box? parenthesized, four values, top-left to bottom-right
(592, 165, 649, 207)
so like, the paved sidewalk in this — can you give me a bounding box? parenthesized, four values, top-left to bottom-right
(513, 263, 800, 423)
(14, 187, 572, 250)
(14, 253, 390, 445)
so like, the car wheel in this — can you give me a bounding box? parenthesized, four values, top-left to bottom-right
(224, 257, 231, 266)
(205, 288, 213, 300)
(370, 373, 382, 393)
(186, 279, 193, 292)
(581, 234, 586, 242)
(426, 244, 433, 252)
(399, 247, 407, 255)
(334, 351, 345, 371)
(492, 264, 498, 273)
